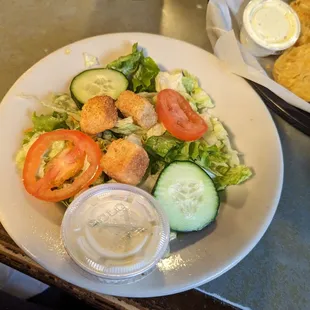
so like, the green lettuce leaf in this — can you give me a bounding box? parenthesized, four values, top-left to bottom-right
(41, 93, 81, 120)
(110, 117, 142, 135)
(156, 70, 214, 112)
(16, 132, 43, 171)
(145, 133, 181, 158)
(214, 166, 253, 190)
(155, 71, 186, 93)
(23, 130, 38, 145)
(138, 92, 157, 104)
(95, 130, 117, 152)
(146, 123, 166, 139)
(65, 115, 80, 130)
(107, 43, 159, 93)
(144, 125, 252, 190)
(106, 43, 143, 78)
(181, 70, 214, 110)
(32, 112, 68, 132)
(132, 57, 160, 92)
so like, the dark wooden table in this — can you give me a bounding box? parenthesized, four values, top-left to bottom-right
(0, 224, 235, 309)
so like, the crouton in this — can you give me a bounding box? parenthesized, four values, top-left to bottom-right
(115, 91, 157, 129)
(80, 96, 118, 135)
(100, 139, 149, 185)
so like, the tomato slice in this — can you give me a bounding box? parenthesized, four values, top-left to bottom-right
(156, 89, 208, 141)
(23, 130, 102, 202)
(44, 143, 86, 188)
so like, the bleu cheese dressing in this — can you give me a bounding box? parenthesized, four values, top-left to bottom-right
(61, 184, 170, 283)
(240, 0, 300, 57)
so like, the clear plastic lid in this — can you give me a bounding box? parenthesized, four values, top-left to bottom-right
(243, 0, 300, 51)
(61, 184, 170, 282)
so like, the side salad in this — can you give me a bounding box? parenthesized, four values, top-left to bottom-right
(16, 43, 252, 232)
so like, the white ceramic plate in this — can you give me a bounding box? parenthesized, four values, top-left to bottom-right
(0, 33, 283, 297)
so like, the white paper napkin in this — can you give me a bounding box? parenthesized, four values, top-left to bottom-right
(206, 0, 310, 113)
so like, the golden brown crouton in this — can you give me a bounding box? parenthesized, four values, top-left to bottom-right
(100, 139, 149, 185)
(115, 91, 157, 129)
(80, 96, 118, 135)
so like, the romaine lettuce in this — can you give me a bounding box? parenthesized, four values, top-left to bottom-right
(146, 123, 166, 139)
(106, 43, 159, 92)
(32, 112, 68, 132)
(111, 117, 143, 135)
(16, 132, 43, 171)
(155, 72, 186, 93)
(106, 43, 143, 78)
(132, 57, 160, 92)
(41, 93, 81, 120)
(144, 120, 252, 190)
(214, 165, 252, 190)
(145, 133, 181, 158)
(155, 70, 214, 112)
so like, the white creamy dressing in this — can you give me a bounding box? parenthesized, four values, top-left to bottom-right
(241, 0, 300, 57)
(61, 185, 170, 282)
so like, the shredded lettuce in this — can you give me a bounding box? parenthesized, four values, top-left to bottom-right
(41, 93, 81, 120)
(155, 72, 186, 93)
(144, 119, 252, 190)
(65, 115, 80, 130)
(83, 52, 100, 69)
(180, 70, 214, 110)
(16, 132, 43, 171)
(214, 166, 252, 190)
(16, 133, 67, 176)
(138, 92, 157, 104)
(126, 134, 142, 146)
(155, 70, 214, 112)
(202, 115, 240, 167)
(47, 140, 66, 159)
(16, 111, 71, 171)
(95, 130, 117, 152)
(145, 133, 181, 158)
(32, 111, 68, 132)
(146, 123, 166, 139)
(111, 117, 143, 135)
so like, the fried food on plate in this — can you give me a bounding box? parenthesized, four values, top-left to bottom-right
(290, 0, 310, 45)
(116, 90, 157, 129)
(273, 43, 310, 101)
(80, 95, 118, 135)
(100, 139, 149, 185)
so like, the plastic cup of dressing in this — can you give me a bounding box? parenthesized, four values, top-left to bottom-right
(240, 0, 300, 57)
(61, 184, 170, 284)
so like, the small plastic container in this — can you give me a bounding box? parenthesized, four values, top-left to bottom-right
(61, 184, 170, 284)
(240, 0, 300, 57)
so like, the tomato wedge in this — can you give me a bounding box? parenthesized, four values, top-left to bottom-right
(23, 130, 102, 202)
(156, 89, 208, 141)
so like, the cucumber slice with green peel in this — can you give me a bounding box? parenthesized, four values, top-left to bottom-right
(70, 68, 128, 107)
(153, 161, 219, 232)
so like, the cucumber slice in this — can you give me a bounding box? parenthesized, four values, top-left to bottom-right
(70, 68, 128, 107)
(153, 161, 219, 232)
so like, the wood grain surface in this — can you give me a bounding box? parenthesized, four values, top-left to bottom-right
(0, 224, 236, 309)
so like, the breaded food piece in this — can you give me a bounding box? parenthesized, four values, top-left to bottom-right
(273, 43, 310, 101)
(291, 0, 310, 45)
(116, 90, 157, 129)
(100, 139, 149, 185)
(80, 96, 118, 134)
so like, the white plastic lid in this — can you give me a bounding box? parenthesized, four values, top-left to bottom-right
(61, 184, 170, 281)
(243, 0, 300, 51)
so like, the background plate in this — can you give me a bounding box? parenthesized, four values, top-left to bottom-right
(0, 33, 283, 297)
